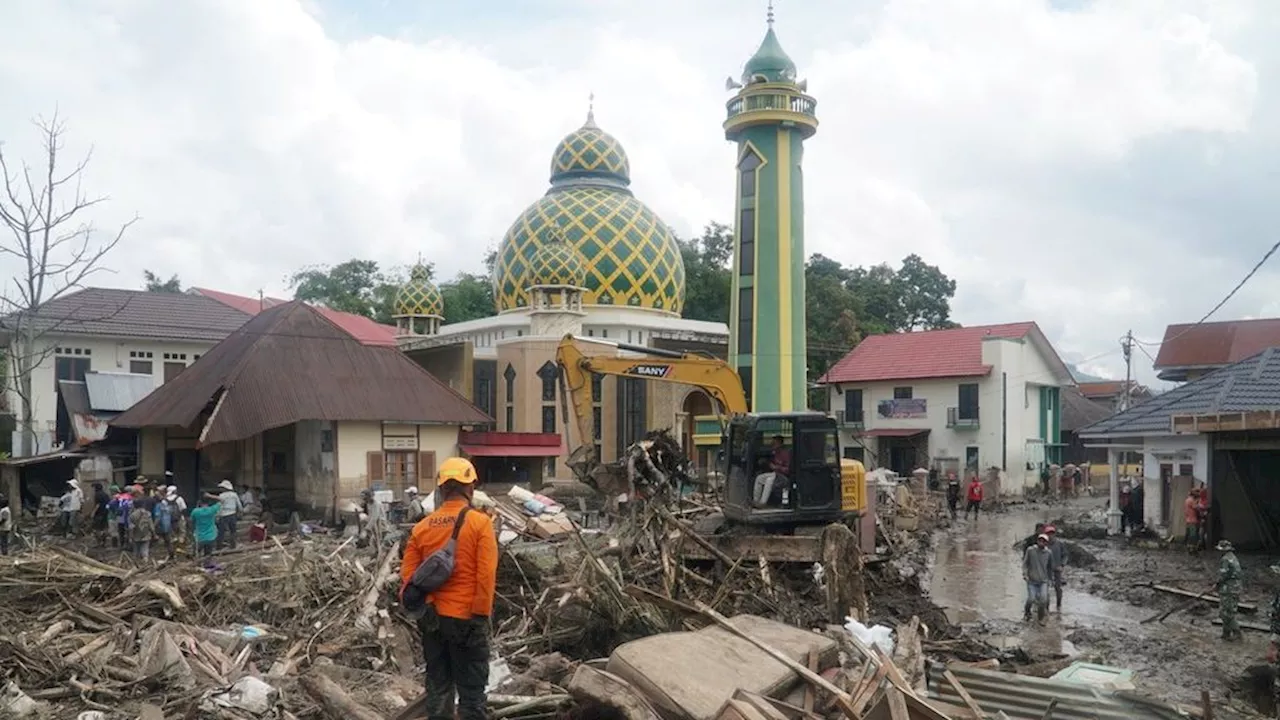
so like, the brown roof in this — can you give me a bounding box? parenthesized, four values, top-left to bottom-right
(111, 301, 490, 444)
(1061, 386, 1113, 432)
(0, 287, 250, 342)
(1153, 318, 1280, 373)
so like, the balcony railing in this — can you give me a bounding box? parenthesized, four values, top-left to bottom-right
(726, 88, 818, 122)
(947, 407, 980, 429)
(835, 410, 865, 430)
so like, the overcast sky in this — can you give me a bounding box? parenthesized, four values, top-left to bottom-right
(0, 0, 1275, 386)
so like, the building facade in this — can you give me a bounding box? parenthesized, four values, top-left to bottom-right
(819, 323, 1073, 494)
(726, 16, 816, 413)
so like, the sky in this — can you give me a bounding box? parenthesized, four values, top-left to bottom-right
(0, 0, 1276, 387)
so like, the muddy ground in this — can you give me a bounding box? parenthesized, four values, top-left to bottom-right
(926, 496, 1279, 717)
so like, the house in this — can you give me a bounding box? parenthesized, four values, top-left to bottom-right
(1077, 380, 1152, 412)
(817, 322, 1074, 494)
(1078, 347, 1280, 548)
(0, 288, 251, 456)
(1153, 317, 1280, 382)
(110, 301, 493, 516)
(1059, 385, 1113, 472)
(192, 287, 398, 347)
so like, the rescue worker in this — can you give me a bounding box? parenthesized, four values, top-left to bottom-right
(1045, 525, 1066, 612)
(1022, 533, 1053, 624)
(400, 457, 498, 720)
(1216, 539, 1243, 642)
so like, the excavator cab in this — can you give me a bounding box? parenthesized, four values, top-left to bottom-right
(721, 412, 845, 527)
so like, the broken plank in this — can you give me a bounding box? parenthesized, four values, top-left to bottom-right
(804, 646, 819, 715)
(1150, 584, 1257, 613)
(942, 669, 984, 718)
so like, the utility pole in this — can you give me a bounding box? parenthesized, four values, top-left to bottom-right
(1121, 330, 1134, 413)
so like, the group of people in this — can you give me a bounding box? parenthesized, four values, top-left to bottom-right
(1182, 484, 1211, 553)
(945, 475, 986, 521)
(1021, 524, 1066, 624)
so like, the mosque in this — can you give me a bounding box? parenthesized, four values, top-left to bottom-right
(394, 11, 816, 483)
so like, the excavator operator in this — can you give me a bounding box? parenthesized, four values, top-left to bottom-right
(753, 436, 792, 507)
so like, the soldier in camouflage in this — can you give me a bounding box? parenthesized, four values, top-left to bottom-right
(1216, 540, 1243, 642)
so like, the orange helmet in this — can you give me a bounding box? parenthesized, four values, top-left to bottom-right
(437, 457, 478, 485)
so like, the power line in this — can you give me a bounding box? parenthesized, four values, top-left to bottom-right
(1133, 237, 1280, 348)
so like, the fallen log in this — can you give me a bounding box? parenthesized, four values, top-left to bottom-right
(356, 541, 401, 635)
(299, 672, 385, 720)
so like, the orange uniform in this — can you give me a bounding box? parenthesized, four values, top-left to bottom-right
(400, 497, 498, 620)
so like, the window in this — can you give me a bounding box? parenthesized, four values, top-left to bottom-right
(129, 360, 153, 375)
(163, 362, 186, 383)
(843, 389, 864, 423)
(504, 364, 516, 402)
(544, 457, 557, 478)
(592, 407, 602, 440)
(475, 377, 492, 417)
(739, 151, 762, 199)
(893, 387, 913, 400)
(163, 352, 188, 361)
(129, 350, 154, 359)
(383, 451, 417, 495)
(965, 446, 980, 472)
(737, 287, 753, 355)
(54, 356, 91, 389)
(738, 366, 753, 407)
(958, 383, 979, 419)
(738, 208, 755, 276)
(542, 406, 557, 434)
(505, 406, 515, 431)
(590, 373, 602, 402)
(538, 362, 558, 402)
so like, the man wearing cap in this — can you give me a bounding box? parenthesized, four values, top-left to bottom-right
(1022, 533, 1053, 623)
(400, 457, 498, 720)
(1216, 539, 1243, 641)
(1045, 525, 1066, 612)
(404, 487, 426, 523)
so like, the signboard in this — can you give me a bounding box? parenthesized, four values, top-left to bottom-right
(625, 364, 673, 379)
(877, 398, 927, 419)
(383, 436, 418, 451)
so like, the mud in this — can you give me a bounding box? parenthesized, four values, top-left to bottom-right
(927, 497, 1278, 717)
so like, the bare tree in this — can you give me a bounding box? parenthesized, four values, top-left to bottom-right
(0, 111, 137, 456)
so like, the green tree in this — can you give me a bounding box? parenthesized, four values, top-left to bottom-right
(143, 270, 183, 293)
(289, 259, 388, 319)
(676, 222, 733, 323)
(895, 253, 958, 331)
(440, 273, 495, 323)
(804, 254, 862, 408)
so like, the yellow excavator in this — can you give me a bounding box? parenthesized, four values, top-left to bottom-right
(555, 334, 866, 561)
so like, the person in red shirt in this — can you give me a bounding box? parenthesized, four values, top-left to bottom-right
(1183, 488, 1201, 554)
(965, 476, 984, 520)
(400, 457, 498, 720)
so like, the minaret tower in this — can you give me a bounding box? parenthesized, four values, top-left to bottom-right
(725, 2, 817, 412)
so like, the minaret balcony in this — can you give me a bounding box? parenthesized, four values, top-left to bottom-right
(724, 84, 818, 139)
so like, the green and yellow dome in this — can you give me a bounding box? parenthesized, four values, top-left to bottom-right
(394, 263, 444, 318)
(528, 229, 588, 288)
(494, 112, 685, 314)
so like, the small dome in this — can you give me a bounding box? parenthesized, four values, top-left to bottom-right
(549, 112, 631, 188)
(742, 27, 797, 84)
(527, 229, 588, 288)
(394, 263, 443, 318)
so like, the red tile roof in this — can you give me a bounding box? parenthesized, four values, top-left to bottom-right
(1153, 318, 1280, 370)
(193, 287, 398, 347)
(1078, 381, 1125, 399)
(818, 322, 1037, 384)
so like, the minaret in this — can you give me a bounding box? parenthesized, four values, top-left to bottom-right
(725, 3, 817, 412)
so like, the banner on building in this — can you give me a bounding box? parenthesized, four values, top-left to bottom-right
(877, 398, 927, 419)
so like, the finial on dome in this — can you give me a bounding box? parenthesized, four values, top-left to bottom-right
(585, 91, 596, 127)
(767, 0, 775, 27)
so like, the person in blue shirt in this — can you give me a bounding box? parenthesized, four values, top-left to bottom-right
(189, 497, 220, 566)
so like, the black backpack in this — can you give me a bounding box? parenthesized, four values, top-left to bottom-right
(403, 507, 470, 617)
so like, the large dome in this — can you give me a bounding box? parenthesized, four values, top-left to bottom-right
(528, 229, 588, 288)
(493, 113, 685, 314)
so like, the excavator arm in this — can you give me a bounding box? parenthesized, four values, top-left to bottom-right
(555, 333, 748, 484)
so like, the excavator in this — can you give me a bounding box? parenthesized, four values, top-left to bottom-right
(555, 333, 866, 562)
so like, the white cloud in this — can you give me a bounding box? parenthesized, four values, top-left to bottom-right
(0, 0, 1274, 386)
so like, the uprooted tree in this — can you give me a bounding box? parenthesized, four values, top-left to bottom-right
(0, 112, 136, 456)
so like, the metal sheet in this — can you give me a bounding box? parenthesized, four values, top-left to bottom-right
(84, 371, 156, 412)
(927, 664, 1186, 720)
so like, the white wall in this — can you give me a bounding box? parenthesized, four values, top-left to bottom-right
(335, 421, 460, 506)
(7, 333, 218, 454)
(827, 335, 1065, 494)
(1140, 433, 1210, 529)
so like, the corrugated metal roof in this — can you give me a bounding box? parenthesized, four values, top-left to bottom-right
(927, 664, 1187, 720)
(84, 372, 155, 412)
(0, 287, 250, 342)
(1154, 317, 1280, 373)
(193, 287, 398, 347)
(1080, 347, 1280, 437)
(1061, 386, 1113, 432)
(111, 301, 492, 444)
(819, 323, 1036, 383)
